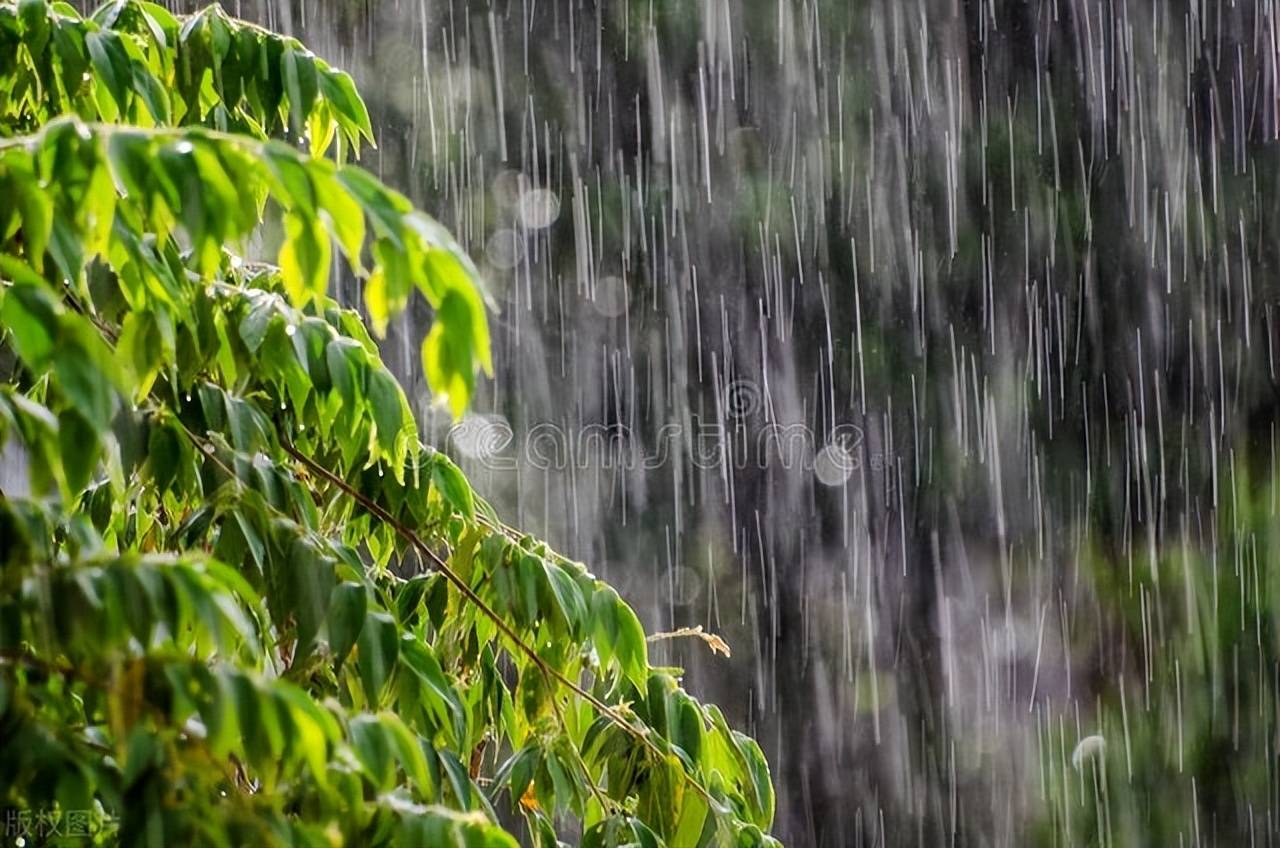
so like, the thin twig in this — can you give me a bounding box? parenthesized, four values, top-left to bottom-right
(647, 625, 732, 658)
(279, 440, 719, 807)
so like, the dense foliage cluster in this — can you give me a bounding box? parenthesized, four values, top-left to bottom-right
(0, 1, 776, 844)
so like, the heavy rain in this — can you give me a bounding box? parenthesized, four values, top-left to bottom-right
(3, 0, 1277, 845)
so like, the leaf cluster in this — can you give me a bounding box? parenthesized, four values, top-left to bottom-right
(0, 0, 372, 156)
(0, 2, 778, 846)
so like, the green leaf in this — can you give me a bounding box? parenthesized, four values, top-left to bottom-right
(673, 792, 710, 847)
(511, 554, 540, 628)
(284, 536, 337, 666)
(278, 210, 330, 306)
(589, 587, 619, 672)
(146, 417, 181, 492)
(336, 167, 411, 242)
(281, 47, 318, 138)
(438, 748, 474, 810)
(262, 141, 317, 214)
(349, 713, 394, 789)
(52, 320, 120, 433)
(420, 288, 484, 418)
(315, 168, 365, 267)
(18, 0, 51, 59)
(319, 68, 374, 146)
(367, 366, 407, 463)
(48, 215, 87, 283)
(104, 127, 154, 204)
(506, 745, 538, 807)
(613, 595, 649, 689)
(117, 309, 166, 397)
(130, 58, 172, 124)
(12, 178, 52, 272)
(85, 30, 132, 116)
(431, 452, 475, 520)
(399, 637, 466, 747)
(224, 394, 274, 454)
(122, 724, 160, 788)
(364, 265, 391, 335)
(199, 668, 241, 758)
(542, 561, 588, 638)
(739, 735, 775, 828)
(295, 316, 334, 392)
(356, 610, 399, 706)
(234, 671, 286, 769)
(238, 294, 279, 353)
(327, 581, 366, 671)
(325, 337, 364, 409)
(0, 279, 60, 367)
(57, 408, 98, 493)
(275, 684, 336, 784)
(382, 711, 436, 800)
(673, 693, 705, 764)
